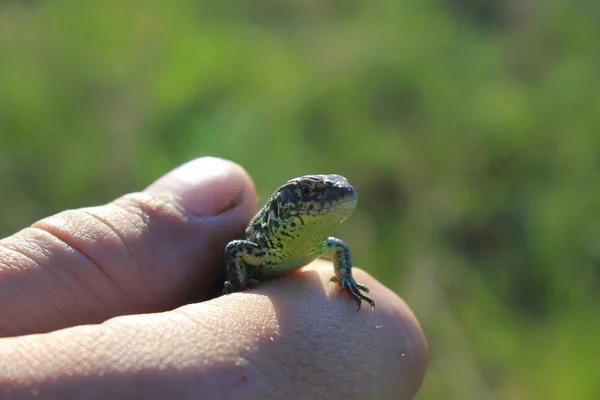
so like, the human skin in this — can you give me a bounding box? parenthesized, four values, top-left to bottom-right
(0, 157, 428, 399)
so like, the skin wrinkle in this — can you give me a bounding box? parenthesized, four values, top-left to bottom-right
(107, 193, 222, 303)
(0, 239, 86, 321)
(34, 210, 136, 291)
(0, 244, 74, 335)
(78, 209, 132, 259)
(78, 204, 149, 291)
(28, 224, 133, 311)
(108, 195, 182, 284)
(0, 284, 23, 333)
(0, 241, 38, 274)
(108, 200, 155, 241)
(223, 175, 246, 215)
(114, 193, 178, 230)
(116, 193, 187, 229)
(22, 189, 251, 320)
(24, 227, 119, 317)
(34, 193, 209, 310)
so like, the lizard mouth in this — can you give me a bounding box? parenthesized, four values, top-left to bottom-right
(340, 198, 357, 211)
(301, 196, 357, 215)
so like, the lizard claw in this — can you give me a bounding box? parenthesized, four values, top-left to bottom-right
(223, 281, 233, 295)
(329, 276, 375, 312)
(222, 279, 261, 294)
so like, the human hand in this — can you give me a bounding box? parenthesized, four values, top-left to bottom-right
(0, 157, 428, 399)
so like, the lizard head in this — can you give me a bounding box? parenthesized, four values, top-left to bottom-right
(268, 174, 357, 227)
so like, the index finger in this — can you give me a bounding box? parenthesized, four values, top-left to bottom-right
(215, 260, 428, 399)
(0, 261, 428, 400)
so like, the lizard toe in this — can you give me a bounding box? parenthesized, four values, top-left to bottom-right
(332, 276, 376, 312)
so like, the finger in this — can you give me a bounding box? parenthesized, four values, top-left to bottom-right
(0, 260, 428, 400)
(218, 261, 429, 399)
(0, 157, 257, 337)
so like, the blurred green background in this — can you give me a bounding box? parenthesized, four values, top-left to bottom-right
(1, 0, 599, 398)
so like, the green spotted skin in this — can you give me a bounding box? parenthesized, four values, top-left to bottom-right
(223, 174, 375, 311)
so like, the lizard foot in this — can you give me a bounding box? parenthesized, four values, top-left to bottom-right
(329, 276, 376, 312)
(222, 279, 260, 294)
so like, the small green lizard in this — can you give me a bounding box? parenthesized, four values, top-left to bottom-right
(223, 174, 375, 311)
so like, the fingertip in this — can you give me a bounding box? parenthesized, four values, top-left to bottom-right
(145, 157, 257, 218)
(346, 268, 429, 398)
(211, 261, 428, 399)
(297, 262, 429, 398)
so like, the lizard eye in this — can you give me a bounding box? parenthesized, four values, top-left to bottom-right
(300, 183, 312, 196)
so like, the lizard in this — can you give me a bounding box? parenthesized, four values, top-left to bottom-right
(222, 174, 375, 311)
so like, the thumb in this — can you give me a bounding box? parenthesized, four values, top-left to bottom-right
(0, 157, 257, 338)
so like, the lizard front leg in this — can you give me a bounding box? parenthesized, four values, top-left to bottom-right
(223, 239, 262, 294)
(318, 237, 375, 311)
